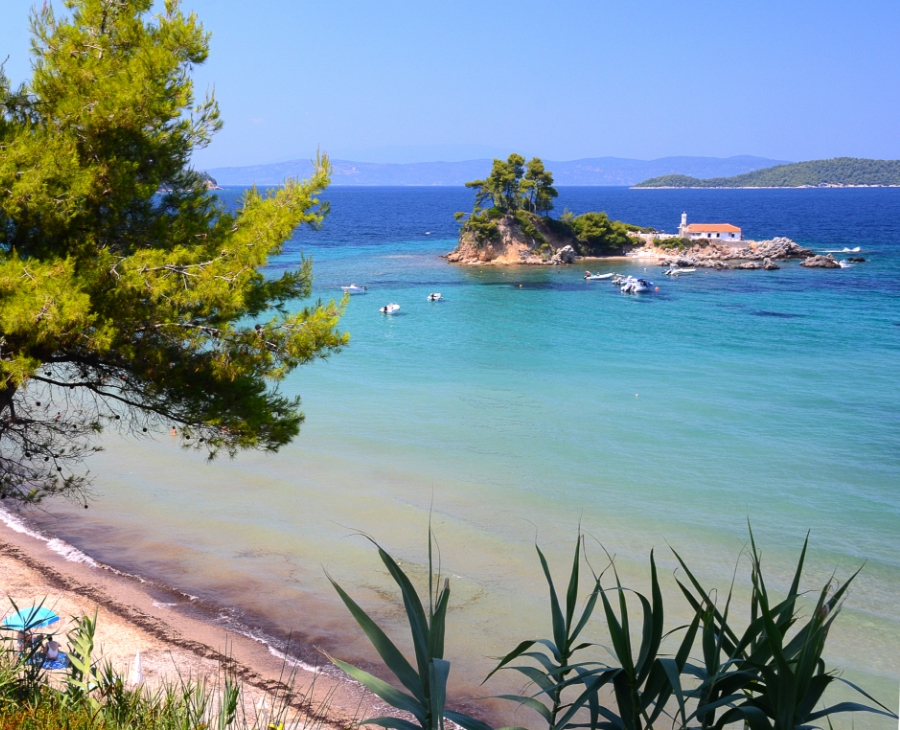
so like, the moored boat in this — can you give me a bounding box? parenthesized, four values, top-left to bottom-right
(379, 303, 400, 314)
(427, 293, 443, 301)
(621, 277, 653, 294)
(342, 284, 368, 294)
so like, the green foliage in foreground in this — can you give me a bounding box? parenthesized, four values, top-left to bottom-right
(332, 527, 897, 730)
(634, 158, 900, 188)
(328, 529, 491, 730)
(0, 598, 321, 729)
(0, 0, 347, 504)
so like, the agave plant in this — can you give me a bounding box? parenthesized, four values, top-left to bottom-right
(587, 551, 700, 730)
(673, 529, 898, 730)
(328, 530, 493, 730)
(486, 537, 700, 730)
(484, 534, 608, 730)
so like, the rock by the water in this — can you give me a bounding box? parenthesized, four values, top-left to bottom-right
(847, 256, 866, 263)
(736, 261, 763, 270)
(447, 214, 582, 266)
(751, 237, 812, 259)
(801, 253, 842, 268)
(657, 236, 811, 269)
(550, 245, 577, 265)
(763, 258, 780, 270)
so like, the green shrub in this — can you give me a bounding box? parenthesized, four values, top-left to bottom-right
(570, 212, 633, 255)
(655, 236, 705, 251)
(515, 210, 547, 245)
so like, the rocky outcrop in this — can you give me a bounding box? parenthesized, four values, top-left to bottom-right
(750, 237, 812, 259)
(657, 236, 812, 269)
(763, 258, 780, 270)
(550, 245, 577, 265)
(801, 253, 842, 268)
(447, 215, 579, 265)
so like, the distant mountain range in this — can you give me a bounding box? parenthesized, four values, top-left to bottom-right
(634, 158, 900, 188)
(206, 155, 790, 187)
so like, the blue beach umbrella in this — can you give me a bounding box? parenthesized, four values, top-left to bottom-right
(2, 606, 60, 631)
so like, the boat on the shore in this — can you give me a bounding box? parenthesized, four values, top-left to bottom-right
(341, 284, 367, 295)
(584, 271, 614, 280)
(427, 293, 443, 301)
(379, 303, 400, 314)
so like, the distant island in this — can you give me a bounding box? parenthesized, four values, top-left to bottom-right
(206, 155, 789, 187)
(634, 157, 900, 188)
(447, 155, 650, 265)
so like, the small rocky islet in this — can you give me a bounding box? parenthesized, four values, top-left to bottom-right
(446, 154, 860, 271)
(445, 218, 851, 271)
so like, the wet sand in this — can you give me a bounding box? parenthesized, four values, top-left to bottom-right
(0, 517, 379, 727)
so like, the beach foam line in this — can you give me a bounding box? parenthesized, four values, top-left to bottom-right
(267, 645, 323, 674)
(0, 506, 159, 582)
(0, 506, 99, 568)
(0, 507, 344, 689)
(208, 611, 326, 676)
(46, 537, 98, 567)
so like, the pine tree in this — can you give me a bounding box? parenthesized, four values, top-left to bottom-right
(0, 0, 347, 504)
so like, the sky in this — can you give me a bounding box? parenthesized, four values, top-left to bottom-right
(2, 0, 899, 167)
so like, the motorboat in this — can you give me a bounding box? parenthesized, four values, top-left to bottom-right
(427, 293, 443, 301)
(621, 277, 653, 294)
(341, 284, 367, 295)
(665, 267, 696, 276)
(611, 273, 629, 285)
(379, 303, 400, 314)
(584, 271, 614, 280)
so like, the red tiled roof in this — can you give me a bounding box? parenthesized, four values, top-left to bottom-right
(685, 223, 741, 233)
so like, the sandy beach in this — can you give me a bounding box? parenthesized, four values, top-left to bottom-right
(0, 511, 378, 728)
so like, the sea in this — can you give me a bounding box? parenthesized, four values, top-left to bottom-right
(12, 187, 900, 726)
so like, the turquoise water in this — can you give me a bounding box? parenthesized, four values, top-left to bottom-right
(24, 188, 900, 725)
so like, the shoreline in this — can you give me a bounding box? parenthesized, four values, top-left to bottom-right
(631, 184, 900, 189)
(0, 509, 378, 728)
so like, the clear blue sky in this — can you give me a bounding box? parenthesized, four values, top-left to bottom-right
(2, 0, 899, 166)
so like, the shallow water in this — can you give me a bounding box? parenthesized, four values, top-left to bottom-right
(23, 187, 900, 726)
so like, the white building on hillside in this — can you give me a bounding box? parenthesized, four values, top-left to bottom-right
(678, 213, 742, 242)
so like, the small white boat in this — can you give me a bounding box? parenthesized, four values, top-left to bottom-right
(584, 271, 614, 280)
(341, 284, 367, 295)
(665, 268, 696, 276)
(379, 303, 400, 314)
(427, 293, 443, 301)
(621, 277, 654, 294)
